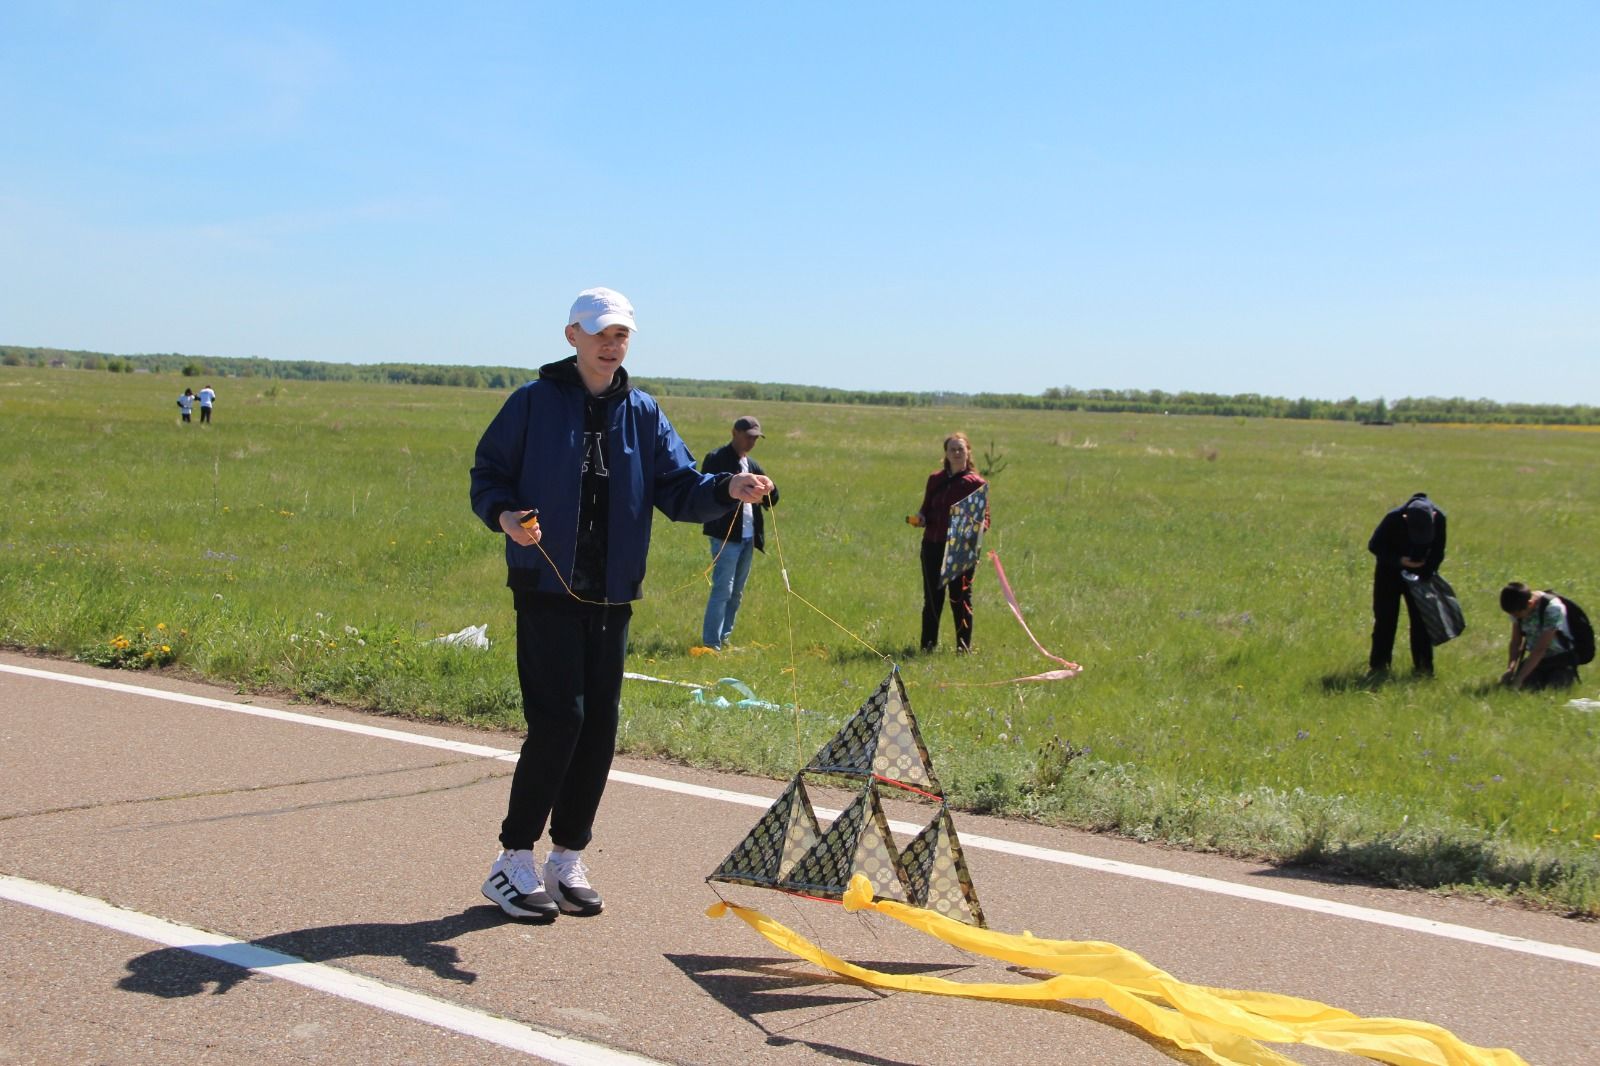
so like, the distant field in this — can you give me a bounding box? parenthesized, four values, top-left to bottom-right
(2, 365, 1597, 913)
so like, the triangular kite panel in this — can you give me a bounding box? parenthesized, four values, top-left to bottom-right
(779, 784, 907, 902)
(898, 806, 986, 928)
(804, 670, 942, 794)
(707, 778, 822, 889)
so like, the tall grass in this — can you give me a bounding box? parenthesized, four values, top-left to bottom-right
(2, 366, 1597, 914)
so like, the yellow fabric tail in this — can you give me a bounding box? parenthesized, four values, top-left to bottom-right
(705, 876, 1531, 1066)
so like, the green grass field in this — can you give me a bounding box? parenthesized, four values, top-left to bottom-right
(3, 365, 1598, 913)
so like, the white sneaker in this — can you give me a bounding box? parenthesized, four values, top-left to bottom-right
(482, 849, 558, 922)
(544, 851, 603, 916)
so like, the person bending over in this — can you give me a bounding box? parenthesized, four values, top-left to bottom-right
(1500, 582, 1580, 691)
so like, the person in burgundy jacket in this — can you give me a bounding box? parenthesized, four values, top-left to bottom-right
(911, 432, 989, 652)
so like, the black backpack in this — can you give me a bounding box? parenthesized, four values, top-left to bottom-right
(1549, 591, 1596, 665)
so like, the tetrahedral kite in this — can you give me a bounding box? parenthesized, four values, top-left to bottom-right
(705, 670, 1529, 1065)
(707, 666, 985, 927)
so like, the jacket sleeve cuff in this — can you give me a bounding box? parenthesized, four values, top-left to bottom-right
(481, 500, 515, 531)
(711, 473, 734, 506)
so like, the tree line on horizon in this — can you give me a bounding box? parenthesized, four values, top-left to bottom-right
(4, 343, 1595, 426)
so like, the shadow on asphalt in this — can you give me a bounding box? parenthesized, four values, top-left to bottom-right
(666, 953, 1212, 1065)
(118, 905, 508, 997)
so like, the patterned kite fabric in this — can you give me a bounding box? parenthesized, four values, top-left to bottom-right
(939, 484, 988, 585)
(706, 777, 820, 889)
(803, 668, 943, 795)
(898, 806, 986, 927)
(777, 783, 908, 902)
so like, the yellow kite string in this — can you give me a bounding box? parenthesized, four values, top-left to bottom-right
(763, 499, 890, 664)
(705, 875, 1531, 1066)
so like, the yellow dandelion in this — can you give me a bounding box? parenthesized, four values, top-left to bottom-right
(156, 623, 166, 631)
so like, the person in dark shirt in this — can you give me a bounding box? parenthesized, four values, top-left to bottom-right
(469, 287, 772, 921)
(911, 432, 989, 652)
(698, 416, 780, 650)
(1366, 492, 1446, 676)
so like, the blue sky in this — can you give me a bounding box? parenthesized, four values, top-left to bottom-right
(3, 3, 1596, 403)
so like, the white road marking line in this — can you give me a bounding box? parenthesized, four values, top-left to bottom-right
(0, 875, 665, 1066)
(6, 662, 1600, 972)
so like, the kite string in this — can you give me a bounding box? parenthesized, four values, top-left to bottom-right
(764, 499, 890, 664)
(526, 505, 744, 607)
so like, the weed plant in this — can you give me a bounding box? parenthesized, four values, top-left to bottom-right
(2, 366, 1598, 914)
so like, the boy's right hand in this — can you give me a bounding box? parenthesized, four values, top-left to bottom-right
(499, 509, 542, 547)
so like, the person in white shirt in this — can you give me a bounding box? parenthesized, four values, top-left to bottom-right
(1500, 582, 1580, 690)
(698, 416, 780, 650)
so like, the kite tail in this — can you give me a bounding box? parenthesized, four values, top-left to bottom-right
(705, 878, 1531, 1066)
(989, 551, 1081, 676)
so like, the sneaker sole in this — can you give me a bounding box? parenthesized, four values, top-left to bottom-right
(550, 885, 603, 917)
(481, 881, 558, 923)
(555, 898, 603, 917)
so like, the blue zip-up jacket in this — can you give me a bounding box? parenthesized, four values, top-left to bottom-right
(470, 357, 733, 603)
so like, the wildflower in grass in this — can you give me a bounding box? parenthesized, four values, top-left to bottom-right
(156, 623, 166, 632)
(1295, 730, 1310, 740)
(1492, 774, 1504, 782)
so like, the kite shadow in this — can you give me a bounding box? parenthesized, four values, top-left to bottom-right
(666, 952, 946, 1066)
(666, 953, 1211, 1066)
(118, 904, 508, 998)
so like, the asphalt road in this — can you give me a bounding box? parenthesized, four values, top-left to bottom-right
(3, 650, 1597, 1065)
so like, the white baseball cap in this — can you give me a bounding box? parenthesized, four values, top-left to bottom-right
(568, 287, 638, 335)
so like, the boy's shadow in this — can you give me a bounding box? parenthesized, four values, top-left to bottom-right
(119, 905, 508, 998)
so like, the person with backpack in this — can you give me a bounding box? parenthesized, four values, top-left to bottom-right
(1367, 493, 1446, 676)
(1499, 582, 1589, 691)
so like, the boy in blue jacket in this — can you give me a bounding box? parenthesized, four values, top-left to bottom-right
(470, 287, 772, 921)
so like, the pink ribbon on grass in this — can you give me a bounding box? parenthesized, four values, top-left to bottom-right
(989, 550, 1081, 682)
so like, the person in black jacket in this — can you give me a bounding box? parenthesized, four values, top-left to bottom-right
(699, 416, 780, 649)
(1367, 492, 1447, 676)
